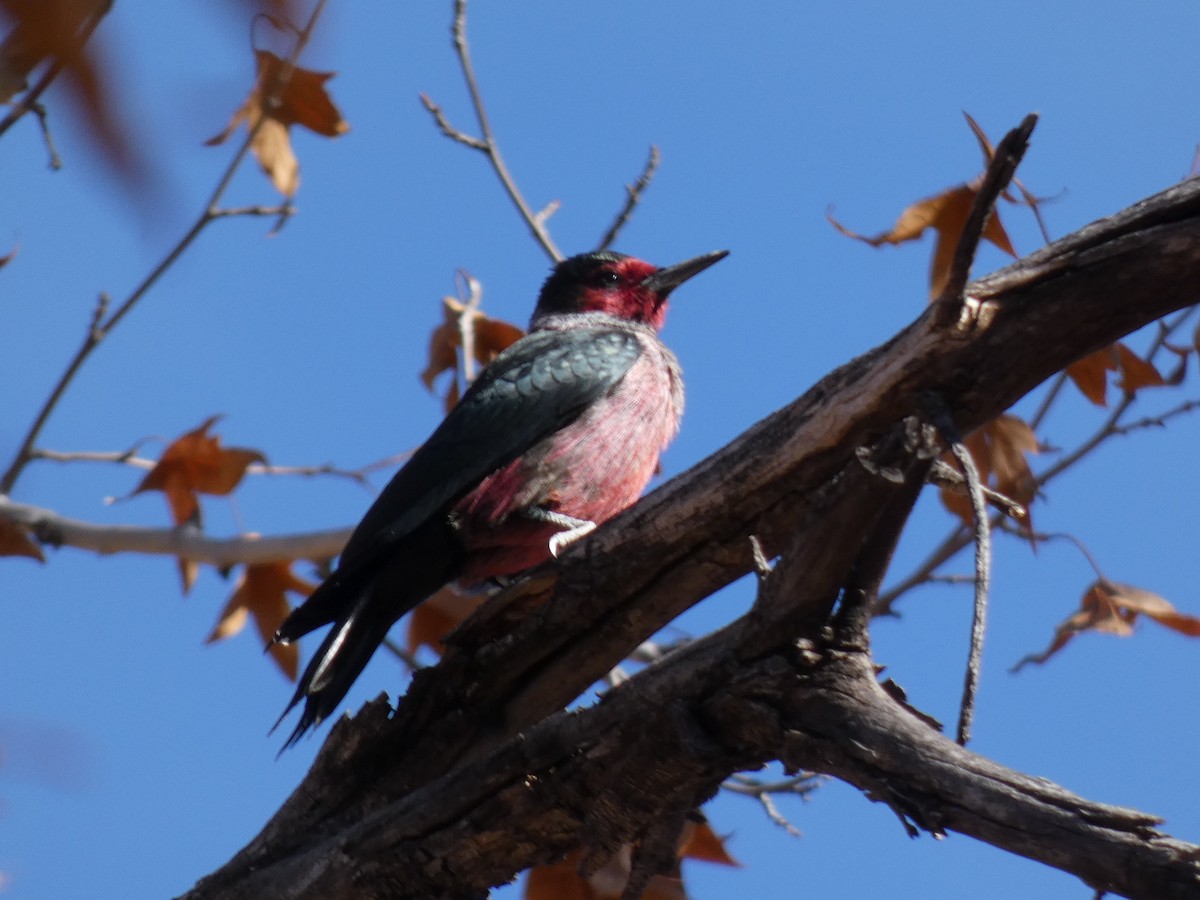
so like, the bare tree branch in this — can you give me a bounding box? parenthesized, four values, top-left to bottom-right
(181, 159, 1200, 900)
(0, 497, 348, 566)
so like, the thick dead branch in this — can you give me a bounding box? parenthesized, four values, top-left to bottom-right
(182, 174, 1200, 899)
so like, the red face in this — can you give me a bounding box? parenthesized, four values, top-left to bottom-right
(569, 256, 670, 329)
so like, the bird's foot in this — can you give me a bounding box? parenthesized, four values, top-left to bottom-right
(548, 519, 597, 557)
(519, 506, 598, 557)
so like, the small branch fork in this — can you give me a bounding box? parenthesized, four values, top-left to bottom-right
(420, 0, 660, 262)
(420, 0, 562, 262)
(0, 0, 330, 497)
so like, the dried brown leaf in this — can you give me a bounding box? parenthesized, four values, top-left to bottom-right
(1066, 346, 1118, 407)
(207, 560, 315, 681)
(421, 295, 524, 411)
(251, 116, 298, 196)
(1014, 579, 1200, 670)
(677, 819, 739, 867)
(1113, 342, 1166, 394)
(830, 114, 1024, 298)
(405, 584, 484, 656)
(939, 414, 1038, 528)
(830, 179, 1015, 299)
(0, 516, 43, 561)
(205, 49, 348, 197)
(523, 816, 736, 900)
(132, 416, 266, 526)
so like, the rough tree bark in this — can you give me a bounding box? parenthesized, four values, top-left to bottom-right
(181, 138, 1200, 899)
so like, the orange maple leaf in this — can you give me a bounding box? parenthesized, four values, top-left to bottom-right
(206, 49, 349, 196)
(1066, 342, 1166, 407)
(0, 516, 44, 562)
(422, 293, 525, 412)
(207, 560, 316, 681)
(829, 113, 1021, 298)
(1013, 579, 1200, 671)
(406, 584, 484, 656)
(130, 416, 265, 594)
(524, 816, 737, 900)
(133, 416, 266, 527)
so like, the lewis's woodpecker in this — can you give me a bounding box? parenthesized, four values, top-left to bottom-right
(273, 248, 728, 747)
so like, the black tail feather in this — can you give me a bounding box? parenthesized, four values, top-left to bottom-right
(271, 516, 465, 751)
(272, 583, 394, 751)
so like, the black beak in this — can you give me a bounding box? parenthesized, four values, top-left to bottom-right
(640, 249, 729, 295)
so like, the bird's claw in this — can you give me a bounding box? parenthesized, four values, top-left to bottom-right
(549, 520, 597, 557)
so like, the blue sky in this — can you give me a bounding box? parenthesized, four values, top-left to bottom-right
(2, 2, 1198, 898)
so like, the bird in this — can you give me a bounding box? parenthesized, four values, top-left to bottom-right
(272, 247, 728, 748)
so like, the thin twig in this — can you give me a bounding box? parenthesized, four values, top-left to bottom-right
(928, 459, 1026, 519)
(1027, 371, 1070, 431)
(419, 94, 487, 150)
(930, 404, 991, 747)
(1012, 179, 1054, 246)
(995, 523, 1112, 583)
(0, 0, 330, 496)
(1109, 398, 1200, 436)
(924, 573, 978, 586)
(28, 102, 63, 170)
(722, 772, 819, 837)
(874, 518, 972, 615)
(1037, 307, 1192, 483)
(755, 792, 802, 838)
(210, 204, 297, 219)
(28, 447, 404, 489)
(724, 772, 820, 796)
(748, 534, 773, 580)
(598, 145, 660, 251)
(453, 269, 484, 385)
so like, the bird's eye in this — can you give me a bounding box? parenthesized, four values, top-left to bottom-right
(596, 270, 621, 288)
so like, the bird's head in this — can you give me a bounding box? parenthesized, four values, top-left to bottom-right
(532, 249, 728, 331)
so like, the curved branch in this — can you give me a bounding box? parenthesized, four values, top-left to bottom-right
(0, 497, 348, 566)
